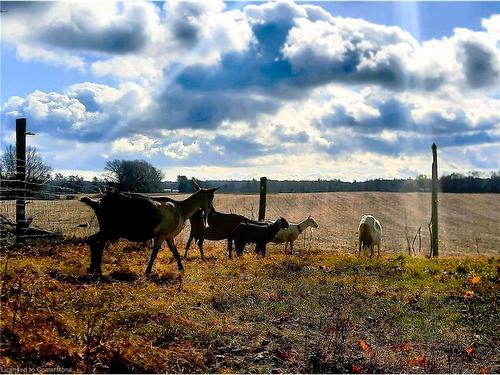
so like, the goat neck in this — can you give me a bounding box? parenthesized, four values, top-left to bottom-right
(180, 190, 209, 222)
(297, 217, 310, 234)
(272, 219, 281, 231)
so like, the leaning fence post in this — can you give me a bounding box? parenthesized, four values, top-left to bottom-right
(258, 177, 267, 221)
(16, 118, 27, 244)
(431, 143, 439, 257)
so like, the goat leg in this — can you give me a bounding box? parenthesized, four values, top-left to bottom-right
(167, 238, 184, 271)
(87, 232, 105, 275)
(261, 243, 267, 257)
(146, 236, 165, 274)
(197, 238, 205, 260)
(227, 237, 233, 259)
(256, 242, 266, 257)
(184, 234, 194, 258)
(235, 239, 245, 257)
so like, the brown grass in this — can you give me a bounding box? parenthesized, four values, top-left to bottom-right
(1, 192, 499, 372)
(0, 240, 498, 373)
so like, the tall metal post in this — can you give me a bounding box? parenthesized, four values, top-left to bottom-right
(16, 118, 27, 244)
(431, 143, 439, 257)
(258, 177, 267, 221)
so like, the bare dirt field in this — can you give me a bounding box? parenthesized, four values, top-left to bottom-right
(1, 192, 499, 256)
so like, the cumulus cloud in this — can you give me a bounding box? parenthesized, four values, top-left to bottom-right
(2, 82, 152, 141)
(162, 140, 201, 159)
(1, 1, 499, 178)
(454, 29, 500, 88)
(312, 86, 500, 156)
(2, 2, 161, 55)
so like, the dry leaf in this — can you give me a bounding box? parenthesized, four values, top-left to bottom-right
(471, 276, 481, 284)
(324, 327, 336, 335)
(408, 355, 426, 368)
(391, 342, 411, 352)
(464, 290, 475, 299)
(358, 339, 371, 352)
(465, 346, 474, 355)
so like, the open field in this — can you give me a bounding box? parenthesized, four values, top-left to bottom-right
(1, 192, 499, 256)
(0, 242, 498, 373)
(1, 192, 499, 372)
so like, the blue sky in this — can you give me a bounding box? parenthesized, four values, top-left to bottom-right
(1, 1, 499, 180)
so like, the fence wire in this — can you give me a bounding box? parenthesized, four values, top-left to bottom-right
(1, 186, 498, 256)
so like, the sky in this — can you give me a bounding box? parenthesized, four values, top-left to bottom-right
(1, 1, 499, 181)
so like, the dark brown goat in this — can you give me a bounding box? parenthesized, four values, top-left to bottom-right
(184, 209, 252, 259)
(81, 183, 218, 275)
(231, 217, 289, 257)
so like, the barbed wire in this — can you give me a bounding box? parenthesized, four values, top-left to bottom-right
(0, 186, 490, 254)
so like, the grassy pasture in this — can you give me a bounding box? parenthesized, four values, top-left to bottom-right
(0, 242, 498, 373)
(0, 192, 498, 373)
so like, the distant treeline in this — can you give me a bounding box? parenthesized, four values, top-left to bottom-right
(2, 172, 498, 200)
(176, 173, 500, 194)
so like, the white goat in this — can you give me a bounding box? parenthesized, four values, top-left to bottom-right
(358, 214, 382, 257)
(273, 216, 319, 254)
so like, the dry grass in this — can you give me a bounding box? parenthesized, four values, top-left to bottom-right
(0, 239, 498, 373)
(1, 192, 499, 256)
(1, 192, 499, 373)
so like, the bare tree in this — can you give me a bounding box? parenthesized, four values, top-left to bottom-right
(0, 145, 52, 182)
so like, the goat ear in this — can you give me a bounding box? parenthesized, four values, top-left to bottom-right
(192, 179, 201, 191)
(210, 186, 220, 192)
(308, 215, 311, 219)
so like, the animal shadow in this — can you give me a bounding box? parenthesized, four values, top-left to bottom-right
(146, 272, 178, 285)
(48, 269, 138, 285)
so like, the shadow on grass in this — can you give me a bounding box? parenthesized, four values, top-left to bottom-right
(47, 269, 139, 285)
(146, 272, 178, 285)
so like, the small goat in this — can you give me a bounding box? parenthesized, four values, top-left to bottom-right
(231, 217, 289, 257)
(184, 209, 252, 259)
(273, 216, 319, 254)
(358, 214, 382, 257)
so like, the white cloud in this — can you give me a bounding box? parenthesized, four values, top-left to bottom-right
(111, 135, 161, 156)
(1, 2, 499, 180)
(162, 140, 201, 159)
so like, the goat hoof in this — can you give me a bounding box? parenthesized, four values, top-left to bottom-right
(87, 267, 101, 275)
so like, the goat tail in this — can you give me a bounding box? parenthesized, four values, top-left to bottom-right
(81, 196, 99, 211)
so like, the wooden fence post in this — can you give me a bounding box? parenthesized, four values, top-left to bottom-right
(431, 143, 439, 257)
(258, 177, 267, 221)
(16, 118, 27, 244)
